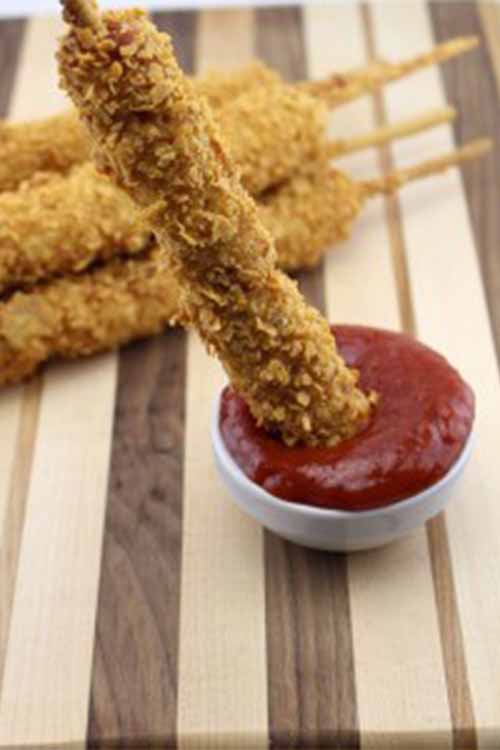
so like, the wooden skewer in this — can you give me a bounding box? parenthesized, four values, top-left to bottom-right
(327, 107, 456, 159)
(360, 138, 492, 198)
(60, 0, 100, 28)
(302, 36, 478, 107)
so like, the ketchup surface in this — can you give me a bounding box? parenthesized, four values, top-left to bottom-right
(220, 325, 475, 511)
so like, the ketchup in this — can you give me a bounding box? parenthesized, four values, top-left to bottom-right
(220, 325, 475, 511)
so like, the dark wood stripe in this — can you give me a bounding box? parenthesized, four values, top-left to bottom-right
(153, 10, 197, 75)
(363, 4, 478, 746)
(255, 6, 305, 82)
(87, 330, 186, 747)
(0, 16, 33, 695)
(87, 14, 193, 747)
(257, 9, 359, 747)
(0, 18, 25, 117)
(427, 3, 496, 746)
(429, 1, 500, 364)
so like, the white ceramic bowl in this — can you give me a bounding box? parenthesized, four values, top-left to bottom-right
(211, 391, 474, 552)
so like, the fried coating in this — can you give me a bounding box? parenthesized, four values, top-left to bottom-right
(1, 34, 477, 194)
(0, 100, 469, 294)
(0, 111, 88, 193)
(1, 139, 490, 387)
(0, 247, 179, 387)
(0, 161, 354, 293)
(197, 60, 281, 109)
(0, 62, 281, 194)
(218, 84, 327, 195)
(58, 2, 372, 446)
(0, 82, 327, 292)
(0, 165, 149, 291)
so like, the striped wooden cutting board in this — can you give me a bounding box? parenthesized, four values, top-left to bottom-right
(0, 2, 499, 747)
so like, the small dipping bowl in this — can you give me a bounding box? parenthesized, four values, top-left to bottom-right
(211, 391, 474, 551)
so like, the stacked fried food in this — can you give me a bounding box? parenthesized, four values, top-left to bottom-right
(0, 10, 491, 389)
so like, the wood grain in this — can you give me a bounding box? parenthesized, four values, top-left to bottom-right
(0, 17, 117, 747)
(87, 13, 194, 745)
(478, 2, 500, 99)
(177, 11, 268, 749)
(0, 19, 24, 112)
(371, 1, 500, 744)
(305, 4, 452, 746)
(430, 1, 500, 363)
(257, 9, 358, 747)
(0, 16, 28, 697)
(88, 331, 186, 745)
(0, 4, 498, 747)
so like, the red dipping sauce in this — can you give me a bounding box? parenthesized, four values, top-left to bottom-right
(220, 325, 475, 511)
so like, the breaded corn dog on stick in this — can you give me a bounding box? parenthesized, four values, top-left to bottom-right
(263, 138, 492, 271)
(0, 105, 457, 292)
(58, 0, 373, 447)
(0, 62, 280, 194)
(0, 247, 179, 387)
(0, 140, 490, 387)
(301, 36, 478, 106)
(0, 35, 477, 194)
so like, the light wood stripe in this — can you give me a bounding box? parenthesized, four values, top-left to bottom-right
(365, 4, 475, 745)
(257, 9, 358, 746)
(177, 10, 268, 749)
(0, 16, 117, 747)
(478, 2, 500, 100)
(305, 4, 453, 747)
(370, 0, 500, 744)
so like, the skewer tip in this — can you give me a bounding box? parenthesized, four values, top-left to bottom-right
(60, 0, 100, 29)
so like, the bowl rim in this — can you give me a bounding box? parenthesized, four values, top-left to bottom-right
(212, 387, 474, 520)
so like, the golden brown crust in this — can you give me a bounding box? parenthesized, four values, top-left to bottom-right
(0, 62, 282, 194)
(58, 7, 372, 446)
(218, 84, 328, 195)
(0, 111, 89, 193)
(0, 247, 180, 387)
(263, 167, 362, 271)
(0, 158, 361, 292)
(0, 164, 148, 292)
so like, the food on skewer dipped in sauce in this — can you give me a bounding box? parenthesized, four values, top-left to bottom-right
(0, 138, 488, 388)
(58, 0, 476, 508)
(0, 35, 477, 194)
(0, 105, 484, 293)
(58, 0, 373, 448)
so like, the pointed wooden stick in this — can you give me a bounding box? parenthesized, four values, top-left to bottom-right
(359, 138, 492, 198)
(302, 36, 478, 108)
(327, 107, 456, 159)
(60, 0, 100, 29)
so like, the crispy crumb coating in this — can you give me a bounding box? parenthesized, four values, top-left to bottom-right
(58, 7, 372, 446)
(197, 61, 281, 109)
(0, 111, 89, 193)
(0, 167, 365, 385)
(0, 62, 281, 194)
(0, 247, 180, 386)
(218, 84, 328, 195)
(0, 164, 149, 291)
(0, 161, 361, 293)
(261, 167, 362, 271)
